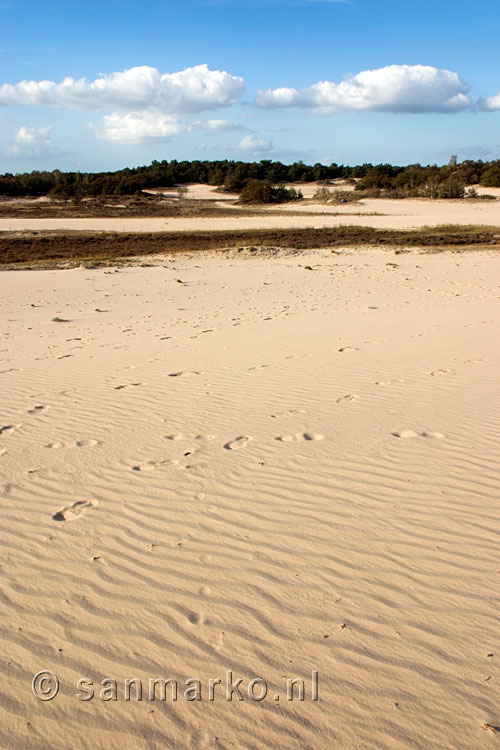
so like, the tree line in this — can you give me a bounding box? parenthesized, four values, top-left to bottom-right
(1, 158, 499, 199)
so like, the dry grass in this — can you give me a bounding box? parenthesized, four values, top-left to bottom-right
(1, 224, 499, 267)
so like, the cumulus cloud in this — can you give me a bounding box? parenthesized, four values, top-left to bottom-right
(0, 64, 244, 114)
(6, 125, 56, 157)
(481, 91, 500, 111)
(96, 114, 250, 143)
(98, 112, 187, 142)
(255, 64, 473, 113)
(234, 134, 273, 152)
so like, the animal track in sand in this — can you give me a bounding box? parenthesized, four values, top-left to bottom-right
(376, 379, 405, 386)
(338, 346, 359, 353)
(336, 395, 359, 403)
(248, 364, 270, 371)
(168, 371, 201, 377)
(52, 499, 98, 522)
(0, 423, 22, 435)
(224, 436, 253, 450)
(27, 404, 50, 414)
(114, 382, 144, 390)
(392, 430, 444, 439)
(270, 409, 306, 418)
(430, 369, 454, 377)
(276, 432, 325, 442)
(165, 433, 184, 440)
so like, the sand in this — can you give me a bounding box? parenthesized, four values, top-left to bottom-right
(1, 193, 498, 234)
(1, 246, 499, 749)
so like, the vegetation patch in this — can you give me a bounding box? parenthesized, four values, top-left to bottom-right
(1, 225, 499, 267)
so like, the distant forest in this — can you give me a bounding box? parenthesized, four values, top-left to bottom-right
(1, 158, 500, 199)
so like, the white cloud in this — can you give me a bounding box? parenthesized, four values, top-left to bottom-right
(255, 64, 473, 113)
(16, 124, 52, 145)
(0, 64, 244, 114)
(98, 112, 187, 142)
(235, 134, 273, 151)
(482, 91, 500, 111)
(96, 114, 250, 143)
(194, 118, 246, 132)
(6, 125, 56, 157)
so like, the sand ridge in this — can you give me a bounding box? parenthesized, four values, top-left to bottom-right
(0, 247, 499, 749)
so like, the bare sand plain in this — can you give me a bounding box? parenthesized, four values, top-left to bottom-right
(0, 184, 499, 234)
(1, 244, 500, 749)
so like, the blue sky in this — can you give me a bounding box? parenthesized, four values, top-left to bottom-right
(1, 0, 499, 172)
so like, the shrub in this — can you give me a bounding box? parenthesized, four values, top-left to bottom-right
(481, 165, 500, 188)
(239, 180, 302, 204)
(313, 188, 363, 204)
(438, 178, 465, 199)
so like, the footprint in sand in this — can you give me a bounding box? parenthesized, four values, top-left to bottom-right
(132, 461, 158, 472)
(165, 433, 184, 440)
(52, 499, 98, 522)
(46, 439, 99, 449)
(270, 409, 306, 418)
(391, 429, 419, 439)
(168, 371, 200, 377)
(27, 405, 50, 415)
(392, 430, 444, 439)
(430, 369, 454, 377)
(132, 459, 179, 471)
(338, 346, 359, 353)
(224, 436, 253, 450)
(114, 382, 144, 390)
(276, 432, 325, 442)
(376, 379, 405, 386)
(0, 424, 22, 435)
(336, 395, 359, 403)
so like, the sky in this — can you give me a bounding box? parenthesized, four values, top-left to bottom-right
(1, 0, 499, 172)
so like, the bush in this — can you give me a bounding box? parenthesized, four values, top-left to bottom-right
(481, 165, 500, 188)
(239, 179, 273, 203)
(313, 187, 364, 203)
(239, 180, 302, 204)
(438, 178, 465, 199)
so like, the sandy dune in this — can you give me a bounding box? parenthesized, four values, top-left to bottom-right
(1, 247, 499, 749)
